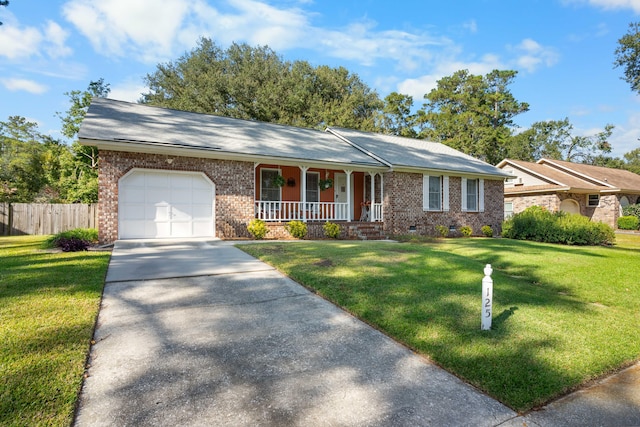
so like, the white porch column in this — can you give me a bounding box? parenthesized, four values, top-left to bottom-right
(299, 166, 308, 222)
(369, 172, 376, 222)
(345, 170, 352, 221)
(380, 173, 384, 221)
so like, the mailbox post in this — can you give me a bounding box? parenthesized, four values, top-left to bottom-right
(481, 264, 493, 330)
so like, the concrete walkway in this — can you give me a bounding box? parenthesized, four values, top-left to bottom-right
(74, 240, 640, 426)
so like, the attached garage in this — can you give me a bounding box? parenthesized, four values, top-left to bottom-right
(118, 169, 215, 239)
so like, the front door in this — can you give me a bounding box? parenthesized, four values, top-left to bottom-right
(334, 173, 354, 220)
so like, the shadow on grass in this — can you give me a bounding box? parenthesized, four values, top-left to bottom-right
(240, 240, 630, 411)
(493, 306, 518, 328)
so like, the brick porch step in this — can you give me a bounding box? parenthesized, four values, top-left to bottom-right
(347, 223, 386, 240)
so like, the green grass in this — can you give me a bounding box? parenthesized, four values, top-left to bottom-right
(240, 235, 640, 412)
(0, 236, 110, 427)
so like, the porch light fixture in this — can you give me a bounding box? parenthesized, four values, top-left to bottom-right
(287, 177, 296, 187)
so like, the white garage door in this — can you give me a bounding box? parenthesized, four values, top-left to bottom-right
(119, 169, 214, 239)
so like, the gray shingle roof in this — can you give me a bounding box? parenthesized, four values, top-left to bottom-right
(79, 98, 381, 167)
(79, 98, 509, 178)
(327, 127, 511, 177)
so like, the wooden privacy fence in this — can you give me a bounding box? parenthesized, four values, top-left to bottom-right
(0, 203, 98, 236)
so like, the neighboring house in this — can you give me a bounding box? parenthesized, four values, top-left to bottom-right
(497, 158, 640, 228)
(78, 98, 510, 244)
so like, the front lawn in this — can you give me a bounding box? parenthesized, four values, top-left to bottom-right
(240, 235, 640, 411)
(0, 236, 111, 427)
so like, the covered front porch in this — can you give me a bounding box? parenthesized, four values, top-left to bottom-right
(254, 164, 384, 223)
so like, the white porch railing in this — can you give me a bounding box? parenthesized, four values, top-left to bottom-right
(372, 203, 383, 222)
(255, 201, 351, 222)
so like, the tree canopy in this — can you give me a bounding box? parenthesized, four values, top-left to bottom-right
(418, 69, 530, 165)
(0, 79, 110, 203)
(508, 118, 614, 164)
(142, 38, 382, 131)
(376, 92, 420, 138)
(614, 22, 640, 94)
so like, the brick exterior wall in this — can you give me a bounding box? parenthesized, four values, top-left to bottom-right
(505, 193, 560, 214)
(98, 150, 254, 244)
(505, 192, 639, 229)
(383, 172, 504, 237)
(98, 150, 507, 242)
(263, 222, 385, 240)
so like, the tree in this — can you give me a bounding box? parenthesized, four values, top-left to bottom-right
(55, 79, 111, 203)
(418, 69, 529, 164)
(506, 118, 614, 164)
(142, 38, 382, 131)
(376, 92, 419, 137)
(0, 116, 52, 202)
(58, 78, 111, 139)
(614, 22, 640, 94)
(623, 148, 640, 174)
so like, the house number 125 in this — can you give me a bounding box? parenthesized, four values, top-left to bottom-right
(481, 264, 493, 330)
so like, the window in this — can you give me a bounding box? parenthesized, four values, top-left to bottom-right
(428, 176, 441, 210)
(504, 169, 515, 185)
(466, 179, 478, 211)
(587, 194, 600, 207)
(305, 172, 320, 210)
(462, 178, 484, 212)
(504, 202, 513, 219)
(423, 175, 449, 211)
(260, 169, 281, 202)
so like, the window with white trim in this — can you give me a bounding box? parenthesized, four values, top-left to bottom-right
(423, 175, 449, 211)
(260, 168, 281, 202)
(504, 202, 514, 219)
(587, 194, 600, 207)
(462, 178, 484, 212)
(305, 172, 320, 210)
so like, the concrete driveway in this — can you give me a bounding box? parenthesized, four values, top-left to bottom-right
(74, 239, 516, 426)
(74, 239, 640, 426)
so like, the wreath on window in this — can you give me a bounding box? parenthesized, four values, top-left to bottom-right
(273, 174, 286, 187)
(319, 178, 333, 190)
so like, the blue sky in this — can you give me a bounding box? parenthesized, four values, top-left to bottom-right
(1, 0, 639, 158)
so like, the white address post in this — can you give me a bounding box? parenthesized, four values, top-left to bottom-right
(481, 264, 493, 330)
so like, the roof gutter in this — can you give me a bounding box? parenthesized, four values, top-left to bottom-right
(505, 186, 571, 195)
(78, 137, 388, 172)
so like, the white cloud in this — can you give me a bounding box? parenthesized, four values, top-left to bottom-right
(462, 19, 478, 34)
(62, 0, 311, 63)
(397, 54, 506, 100)
(62, 0, 448, 71)
(312, 23, 449, 71)
(109, 79, 148, 103)
(0, 12, 73, 61)
(609, 111, 640, 156)
(509, 38, 559, 73)
(63, 0, 191, 62)
(0, 23, 43, 59)
(564, 0, 640, 13)
(1, 78, 48, 94)
(44, 21, 73, 58)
